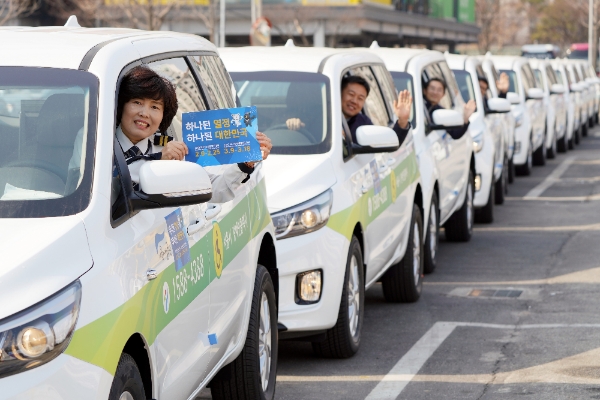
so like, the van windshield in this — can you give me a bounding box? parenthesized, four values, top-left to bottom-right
(0, 67, 98, 218)
(231, 71, 331, 155)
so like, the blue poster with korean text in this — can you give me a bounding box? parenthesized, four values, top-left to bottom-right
(165, 209, 190, 271)
(182, 106, 262, 167)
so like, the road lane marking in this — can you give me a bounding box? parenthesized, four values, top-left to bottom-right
(573, 159, 600, 165)
(524, 156, 574, 199)
(278, 323, 600, 395)
(506, 193, 600, 201)
(473, 222, 600, 232)
(364, 322, 456, 400)
(425, 266, 600, 286)
(551, 175, 600, 183)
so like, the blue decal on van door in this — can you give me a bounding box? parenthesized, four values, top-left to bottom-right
(165, 209, 190, 271)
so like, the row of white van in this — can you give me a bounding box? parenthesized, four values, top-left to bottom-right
(0, 24, 597, 400)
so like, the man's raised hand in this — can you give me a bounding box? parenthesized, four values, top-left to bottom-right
(393, 89, 413, 129)
(497, 72, 510, 94)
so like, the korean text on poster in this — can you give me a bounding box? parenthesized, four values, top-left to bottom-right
(165, 209, 190, 271)
(182, 106, 262, 167)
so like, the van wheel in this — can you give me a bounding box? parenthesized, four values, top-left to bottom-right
(495, 158, 507, 205)
(475, 172, 494, 224)
(444, 170, 474, 242)
(533, 131, 546, 166)
(108, 353, 146, 400)
(313, 236, 364, 359)
(508, 156, 515, 183)
(583, 122, 589, 137)
(589, 116, 594, 128)
(382, 204, 423, 303)
(547, 130, 557, 159)
(516, 137, 533, 176)
(211, 265, 278, 400)
(423, 192, 439, 274)
(575, 124, 581, 144)
(557, 129, 568, 153)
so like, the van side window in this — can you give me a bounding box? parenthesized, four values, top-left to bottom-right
(422, 62, 455, 111)
(348, 66, 391, 126)
(390, 71, 416, 128)
(371, 64, 398, 120)
(546, 66, 558, 85)
(190, 55, 237, 109)
(147, 57, 208, 141)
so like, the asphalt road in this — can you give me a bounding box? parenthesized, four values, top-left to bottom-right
(200, 126, 600, 400)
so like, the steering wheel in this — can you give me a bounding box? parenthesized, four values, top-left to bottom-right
(4, 160, 67, 183)
(266, 123, 314, 143)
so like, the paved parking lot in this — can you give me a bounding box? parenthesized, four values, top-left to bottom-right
(200, 127, 600, 400)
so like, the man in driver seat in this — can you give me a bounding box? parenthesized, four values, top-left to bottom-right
(286, 75, 413, 147)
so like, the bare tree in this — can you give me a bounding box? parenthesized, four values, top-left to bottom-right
(185, 1, 218, 44)
(476, 0, 501, 53)
(107, 0, 180, 31)
(0, 0, 39, 26)
(45, 0, 106, 27)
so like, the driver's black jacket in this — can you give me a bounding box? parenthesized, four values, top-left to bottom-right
(423, 98, 469, 140)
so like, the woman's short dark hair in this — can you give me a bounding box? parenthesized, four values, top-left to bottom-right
(342, 75, 370, 95)
(424, 77, 446, 92)
(117, 66, 178, 134)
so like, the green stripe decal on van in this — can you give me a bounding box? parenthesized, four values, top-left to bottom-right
(65, 178, 271, 375)
(327, 152, 420, 239)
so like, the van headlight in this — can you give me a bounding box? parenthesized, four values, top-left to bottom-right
(472, 132, 484, 153)
(271, 189, 333, 239)
(0, 280, 81, 379)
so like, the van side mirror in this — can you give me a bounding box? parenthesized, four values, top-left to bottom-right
(570, 83, 583, 92)
(134, 160, 212, 210)
(550, 84, 565, 94)
(526, 88, 544, 100)
(430, 109, 464, 130)
(506, 92, 520, 104)
(487, 98, 511, 113)
(352, 125, 400, 154)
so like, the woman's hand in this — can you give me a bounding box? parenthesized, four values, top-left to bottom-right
(497, 72, 510, 94)
(244, 131, 273, 169)
(393, 89, 413, 129)
(463, 100, 476, 123)
(161, 141, 188, 161)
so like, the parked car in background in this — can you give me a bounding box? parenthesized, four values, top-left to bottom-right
(490, 56, 546, 174)
(522, 44, 560, 59)
(0, 26, 279, 400)
(529, 58, 568, 158)
(370, 45, 475, 276)
(223, 45, 424, 359)
(552, 59, 582, 150)
(571, 60, 597, 130)
(479, 57, 517, 183)
(446, 53, 511, 223)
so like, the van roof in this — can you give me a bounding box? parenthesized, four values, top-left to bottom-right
(0, 26, 215, 69)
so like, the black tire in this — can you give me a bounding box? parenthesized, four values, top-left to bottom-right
(589, 116, 594, 128)
(108, 353, 146, 400)
(211, 265, 278, 400)
(596, 112, 599, 124)
(475, 173, 494, 224)
(494, 158, 507, 205)
(516, 137, 534, 176)
(547, 128, 557, 159)
(583, 121, 589, 137)
(575, 124, 581, 145)
(423, 192, 439, 275)
(557, 129, 568, 153)
(312, 236, 364, 359)
(382, 204, 424, 303)
(533, 131, 546, 166)
(508, 156, 515, 184)
(444, 169, 474, 242)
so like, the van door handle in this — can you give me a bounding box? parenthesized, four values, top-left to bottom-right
(204, 204, 222, 220)
(187, 218, 206, 236)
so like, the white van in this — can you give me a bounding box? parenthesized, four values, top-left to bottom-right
(222, 45, 424, 358)
(0, 26, 278, 400)
(529, 59, 568, 158)
(446, 54, 512, 223)
(369, 47, 476, 275)
(479, 57, 517, 183)
(490, 56, 546, 174)
(552, 60, 582, 150)
(565, 60, 590, 139)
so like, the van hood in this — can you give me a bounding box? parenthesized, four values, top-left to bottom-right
(263, 153, 336, 213)
(0, 216, 92, 320)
